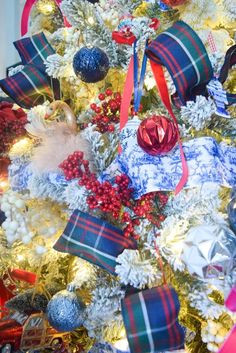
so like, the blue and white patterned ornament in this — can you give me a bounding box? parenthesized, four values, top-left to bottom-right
(8, 162, 32, 191)
(207, 77, 230, 118)
(46, 285, 85, 332)
(101, 119, 236, 198)
(73, 47, 109, 83)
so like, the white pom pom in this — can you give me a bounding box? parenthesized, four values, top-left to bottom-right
(215, 335, 225, 344)
(14, 199, 25, 208)
(8, 221, 18, 231)
(2, 221, 9, 230)
(207, 334, 215, 342)
(1, 202, 11, 212)
(5, 211, 11, 218)
(8, 195, 17, 204)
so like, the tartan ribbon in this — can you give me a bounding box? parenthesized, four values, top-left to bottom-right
(146, 21, 213, 105)
(53, 210, 137, 275)
(146, 21, 236, 106)
(0, 32, 61, 109)
(121, 285, 185, 353)
(21, 0, 71, 36)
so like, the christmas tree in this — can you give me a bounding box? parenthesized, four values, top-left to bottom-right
(0, 0, 236, 352)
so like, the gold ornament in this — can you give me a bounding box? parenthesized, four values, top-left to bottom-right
(47, 101, 77, 134)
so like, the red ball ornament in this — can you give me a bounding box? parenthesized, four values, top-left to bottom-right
(137, 115, 178, 155)
(161, 0, 187, 6)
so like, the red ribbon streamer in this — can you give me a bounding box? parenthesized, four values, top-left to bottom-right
(9, 269, 37, 284)
(150, 61, 188, 195)
(118, 55, 134, 153)
(21, 0, 71, 36)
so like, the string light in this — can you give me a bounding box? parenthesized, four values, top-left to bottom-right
(36, 0, 56, 15)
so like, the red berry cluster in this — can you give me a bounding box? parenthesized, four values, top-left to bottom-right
(90, 89, 121, 133)
(0, 102, 27, 155)
(59, 151, 168, 238)
(133, 192, 168, 227)
(59, 151, 90, 181)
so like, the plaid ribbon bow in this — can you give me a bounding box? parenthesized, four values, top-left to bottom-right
(0, 32, 60, 109)
(121, 285, 185, 353)
(146, 21, 236, 107)
(146, 21, 213, 106)
(53, 210, 138, 275)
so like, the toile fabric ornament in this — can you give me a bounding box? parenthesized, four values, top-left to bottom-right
(46, 284, 85, 332)
(73, 47, 110, 83)
(115, 118, 236, 198)
(181, 224, 236, 279)
(0, 32, 61, 109)
(121, 285, 185, 353)
(53, 209, 138, 275)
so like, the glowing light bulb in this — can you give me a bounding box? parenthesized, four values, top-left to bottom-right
(17, 254, 24, 262)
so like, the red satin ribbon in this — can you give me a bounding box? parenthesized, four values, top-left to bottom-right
(21, 0, 71, 36)
(118, 55, 134, 153)
(150, 61, 188, 195)
(217, 286, 236, 352)
(9, 269, 37, 284)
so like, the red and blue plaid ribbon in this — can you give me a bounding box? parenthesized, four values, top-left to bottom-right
(121, 285, 185, 353)
(0, 32, 61, 109)
(53, 210, 137, 275)
(146, 21, 213, 105)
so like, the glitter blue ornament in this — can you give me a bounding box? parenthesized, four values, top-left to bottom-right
(46, 286, 85, 332)
(228, 191, 236, 234)
(73, 47, 109, 83)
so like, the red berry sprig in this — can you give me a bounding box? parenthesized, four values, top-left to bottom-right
(59, 151, 168, 238)
(90, 89, 122, 133)
(59, 151, 91, 181)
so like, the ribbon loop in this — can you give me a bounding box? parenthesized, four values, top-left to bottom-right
(21, 0, 70, 36)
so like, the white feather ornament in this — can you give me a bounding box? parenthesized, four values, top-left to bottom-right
(26, 101, 94, 174)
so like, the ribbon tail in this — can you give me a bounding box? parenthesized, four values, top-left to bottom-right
(118, 55, 134, 153)
(55, 0, 71, 27)
(21, 0, 37, 36)
(150, 61, 188, 194)
(21, 0, 71, 36)
(9, 269, 37, 284)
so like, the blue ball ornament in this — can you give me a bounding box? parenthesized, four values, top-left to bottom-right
(46, 287, 85, 332)
(73, 47, 109, 83)
(228, 193, 236, 234)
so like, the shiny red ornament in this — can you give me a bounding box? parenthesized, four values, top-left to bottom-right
(161, 0, 187, 6)
(137, 115, 178, 155)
